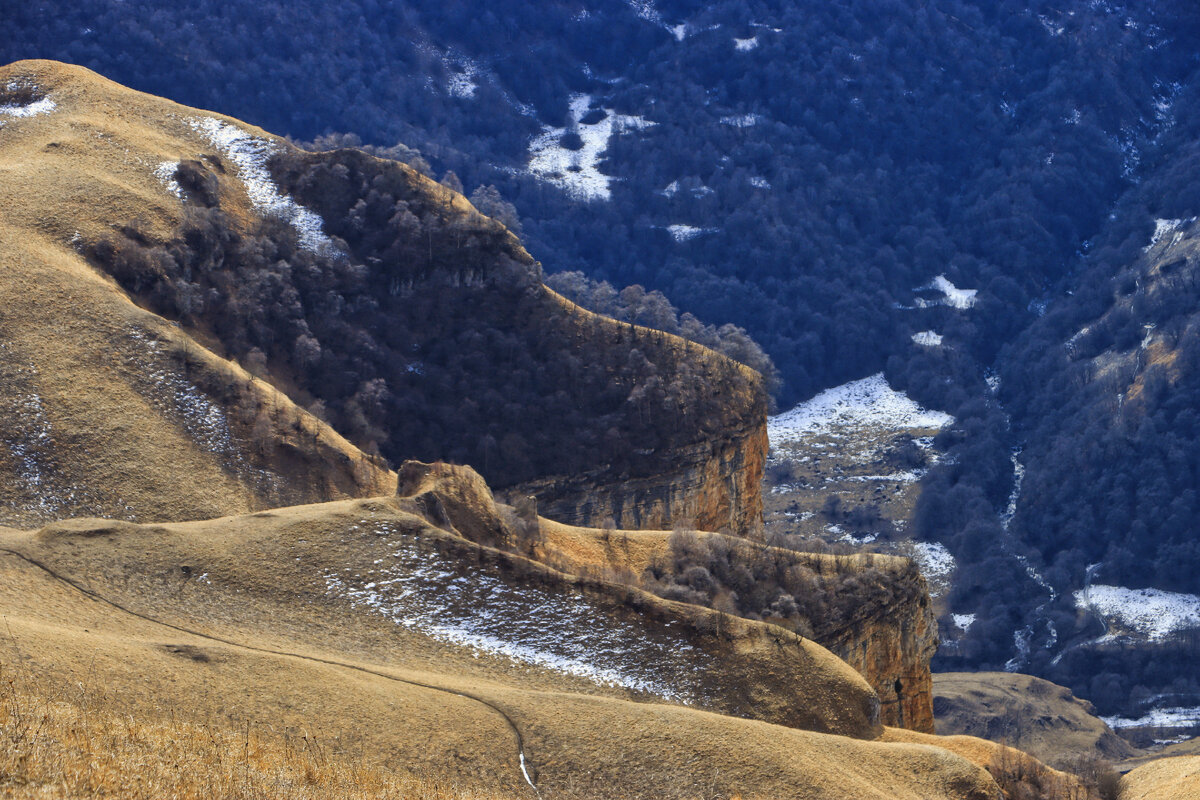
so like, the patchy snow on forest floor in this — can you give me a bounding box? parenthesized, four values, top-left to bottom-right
(913, 275, 978, 309)
(324, 524, 712, 703)
(527, 93, 655, 202)
(1074, 584, 1200, 642)
(666, 224, 716, 242)
(1102, 705, 1200, 732)
(907, 541, 956, 597)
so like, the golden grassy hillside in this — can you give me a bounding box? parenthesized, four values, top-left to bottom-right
(1120, 756, 1200, 800)
(0, 494, 1007, 800)
(0, 59, 394, 527)
(933, 672, 1138, 766)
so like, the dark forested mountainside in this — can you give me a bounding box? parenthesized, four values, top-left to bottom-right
(7, 0, 1196, 404)
(926, 74, 1200, 714)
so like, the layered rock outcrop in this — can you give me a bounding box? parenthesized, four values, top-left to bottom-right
(814, 557, 938, 732)
(511, 415, 767, 538)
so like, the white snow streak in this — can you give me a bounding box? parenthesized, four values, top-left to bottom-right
(188, 117, 335, 252)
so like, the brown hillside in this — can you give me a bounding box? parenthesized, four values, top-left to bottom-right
(933, 672, 1139, 766)
(0, 495, 1004, 800)
(882, 728, 1095, 800)
(1120, 756, 1200, 800)
(516, 504, 937, 733)
(0, 59, 394, 526)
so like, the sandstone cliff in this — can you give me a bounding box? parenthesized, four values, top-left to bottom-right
(813, 555, 938, 732)
(509, 411, 766, 537)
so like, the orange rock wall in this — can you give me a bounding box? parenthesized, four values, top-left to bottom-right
(512, 418, 766, 538)
(822, 567, 938, 733)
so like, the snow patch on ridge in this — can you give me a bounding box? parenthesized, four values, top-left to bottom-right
(188, 117, 335, 252)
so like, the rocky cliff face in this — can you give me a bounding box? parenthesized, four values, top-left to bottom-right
(510, 414, 767, 538)
(812, 557, 937, 733)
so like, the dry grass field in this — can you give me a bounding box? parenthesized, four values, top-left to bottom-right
(0, 493, 1007, 800)
(0, 59, 394, 530)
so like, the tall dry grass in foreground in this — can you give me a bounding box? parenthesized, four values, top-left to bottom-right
(0, 664, 506, 800)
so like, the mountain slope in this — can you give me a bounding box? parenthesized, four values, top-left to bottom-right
(0, 59, 764, 534)
(0, 62, 394, 526)
(0, 490, 1004, 800)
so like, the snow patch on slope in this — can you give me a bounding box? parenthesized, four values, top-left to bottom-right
(1075, 585, 1200, 642)
(188, 117, 335, 252)
(909, 541, 956, 590)
(0, 95, 56, 120)
(153, 161, 184, 200)
(324, 530, 710, 702)
(527, 94, 655, 202)
(720, 113, 760, 128)
(126, 328, 282, 496)
(769, 373, 954, 446)
(666, 224, 715, 242)
(1102, 706, 1200, 731)
(915, 275, 978, 309)
(0, 344, 99, 525)
(1145, 217, 1195, 251)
